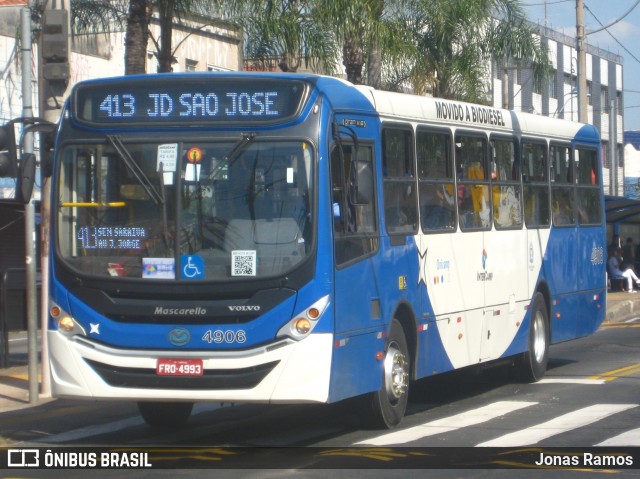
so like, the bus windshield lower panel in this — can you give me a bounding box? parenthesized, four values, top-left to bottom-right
(57, 139, 313, 281)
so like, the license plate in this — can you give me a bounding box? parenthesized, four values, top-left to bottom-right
(156, 358, 204, 376)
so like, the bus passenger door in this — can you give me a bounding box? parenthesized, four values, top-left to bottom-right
(330, 138, 382, 401)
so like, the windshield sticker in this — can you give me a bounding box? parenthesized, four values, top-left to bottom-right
(107, 262, 126, 277)
(231, 250, 257, 276)
(181, 254, 205, 280)
(157, 144, 178, 185)
(185, 163, 201, 182)
(143, 257, 175, 279)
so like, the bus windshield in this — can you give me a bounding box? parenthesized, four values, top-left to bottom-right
(56, 137, 313, 280)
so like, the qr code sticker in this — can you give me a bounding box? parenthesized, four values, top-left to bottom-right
(231, 250, 257, 276)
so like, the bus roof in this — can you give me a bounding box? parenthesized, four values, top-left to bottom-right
(70, 72, 600, 143)
(355, 85, 600, 143)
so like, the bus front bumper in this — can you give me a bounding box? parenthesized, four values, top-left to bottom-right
(48, 330, 333, 404)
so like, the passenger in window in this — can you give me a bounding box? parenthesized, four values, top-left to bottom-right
(423, 185, 454, 230)
(552, 199, 572, 226)
(494, 186, 521, 228)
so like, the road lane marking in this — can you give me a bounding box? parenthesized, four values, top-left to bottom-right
(588, 363, 640, 382)
(355, 401, 537, 446)
(536, 378, 605, 385)
(596, 427, 640, 446)
(601, 323, 640, 329)
(476, 403, 638, 447)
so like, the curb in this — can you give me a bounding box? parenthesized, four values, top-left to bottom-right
(605, 298, 640, 322)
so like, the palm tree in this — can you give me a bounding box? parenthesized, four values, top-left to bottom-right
(401, 0, 551, 103)
(315, 0, 390, 85)
(124, 0, 152, 74)
(71, 0, 216, 74)
(216, 0, 338, 74)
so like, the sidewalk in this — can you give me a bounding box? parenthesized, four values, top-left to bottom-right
(1, 292, 639, 415)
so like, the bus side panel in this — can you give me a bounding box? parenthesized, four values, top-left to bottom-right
(576, 225, 607, 337)
(527, 228, 550, 296)
(415, 319, 454, 377)
(545, 227, 579, 341)
(328, 330, 386, 402)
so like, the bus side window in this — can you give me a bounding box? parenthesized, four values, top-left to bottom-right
(382, 126, 418, 236)
(456, 134, 490, 230)
(550, 144, 576, 227)
(491, 137, 522, 229)
(417, 128, 455, 232)
(331, 142, 378, 266)
(522, 141, 550, 228)
(575, 147, 602, 225)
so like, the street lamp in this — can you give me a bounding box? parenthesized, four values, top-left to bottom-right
(553, 88, 577, 119)
(553, 88, 590, 121)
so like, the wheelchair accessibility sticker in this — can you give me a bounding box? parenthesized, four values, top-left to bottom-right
(180, 254, 205, 280)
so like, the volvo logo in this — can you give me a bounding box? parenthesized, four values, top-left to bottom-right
(168, 327, 191, 346)
(228, 305, 261, 312)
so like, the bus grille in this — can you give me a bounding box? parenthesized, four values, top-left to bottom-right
(84, 359, 279, 390)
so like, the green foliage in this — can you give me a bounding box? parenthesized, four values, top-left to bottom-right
(70, 0, 551, 102)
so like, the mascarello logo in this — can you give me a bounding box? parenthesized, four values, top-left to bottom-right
(168, 327, 191, 346)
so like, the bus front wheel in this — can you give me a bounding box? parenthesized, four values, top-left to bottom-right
(514, 292, 549, 382)
(361, 319, 410, 429)
(138, 401, 194, 429)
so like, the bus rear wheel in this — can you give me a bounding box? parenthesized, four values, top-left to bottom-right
(361, 319, 410, 429)
(514, 292, 549, 382)
(137, 401, 193, 429)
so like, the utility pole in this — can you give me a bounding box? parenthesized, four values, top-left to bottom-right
(38, 0, 71, 398)
(610, 99, 618, 195)
(576, 0, 588, 123)
(21, 4, 38, 404)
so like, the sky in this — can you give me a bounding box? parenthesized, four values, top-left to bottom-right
(521, 0, 640, 131)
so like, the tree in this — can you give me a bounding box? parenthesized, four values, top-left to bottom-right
(71, 0, 215, 74)
(217, 0, 338, 74)
(401, 0, 551, 103)
(316, 0, 399, 85)
(124, 0, 152, 75)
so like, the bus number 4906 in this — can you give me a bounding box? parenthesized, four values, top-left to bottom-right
(202, 329, 247, 344)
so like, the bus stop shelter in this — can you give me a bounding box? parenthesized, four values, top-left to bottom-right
(605, 195, 640, 225)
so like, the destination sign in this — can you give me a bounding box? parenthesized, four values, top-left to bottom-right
(72, 77, 308, 126)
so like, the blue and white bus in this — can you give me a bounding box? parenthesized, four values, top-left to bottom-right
(46, 73, 606, 429)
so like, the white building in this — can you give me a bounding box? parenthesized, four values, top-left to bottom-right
(491, 23, 624, 197)
(1, 1, 242, 123)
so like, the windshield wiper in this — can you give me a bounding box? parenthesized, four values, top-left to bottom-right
(107, 134, 164, 205)
(209, 132, 256, 180)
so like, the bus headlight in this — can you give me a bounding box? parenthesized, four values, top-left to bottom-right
(277, 295, 330, 340)
(50, 301, 86, 337)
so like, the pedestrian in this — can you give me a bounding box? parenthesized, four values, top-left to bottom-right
(608, 248, 640, 293)
(623, 237, 637, 270)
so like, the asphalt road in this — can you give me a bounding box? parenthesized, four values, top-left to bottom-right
(1, 317, 639, 478)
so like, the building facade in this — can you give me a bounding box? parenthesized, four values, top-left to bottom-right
(1, 1, 242, 199)
(491, 23, 624, 197)
(1, 4, 627, 197)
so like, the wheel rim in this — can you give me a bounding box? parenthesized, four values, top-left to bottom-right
(384, 342, 409, 403)
(532, 311, 547, 364)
